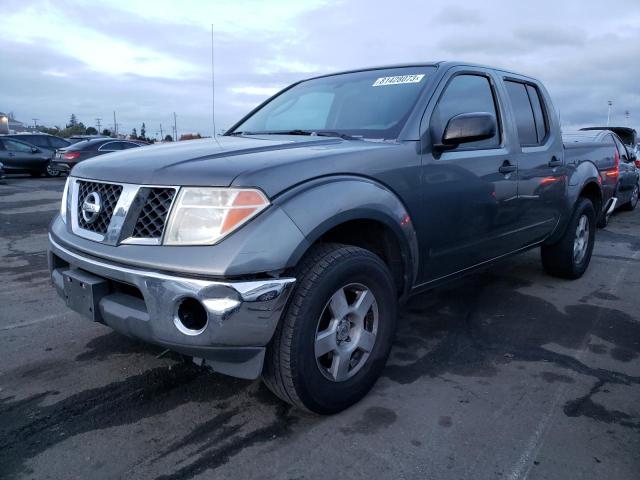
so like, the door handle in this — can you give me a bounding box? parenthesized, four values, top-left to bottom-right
(548, 156, 562, 167)
(499, 160, 517, 175)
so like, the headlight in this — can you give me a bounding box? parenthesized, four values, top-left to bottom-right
(164, 188, 269, 245)
(60, 177, 71, 224)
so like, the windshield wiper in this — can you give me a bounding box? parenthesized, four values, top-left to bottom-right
(235, 130, 358, 140)
(313, 131, 359, 140)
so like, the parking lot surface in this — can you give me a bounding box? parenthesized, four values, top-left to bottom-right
(1, 176, 639, 480)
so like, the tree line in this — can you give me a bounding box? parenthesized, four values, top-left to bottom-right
(39, 114, 174, 142)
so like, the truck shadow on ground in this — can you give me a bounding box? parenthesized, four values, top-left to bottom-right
(1, 269, 639, 479)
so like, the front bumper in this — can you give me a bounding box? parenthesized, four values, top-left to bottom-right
(48, 234, 295, 379)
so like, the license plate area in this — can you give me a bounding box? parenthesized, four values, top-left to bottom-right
(62, 269, 110, 322)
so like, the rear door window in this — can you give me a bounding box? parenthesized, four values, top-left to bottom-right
(16, 136, 48, 148)
(504, 81, 538, 146)
(431, 74, 500, 149)
(49, 137, 69, 149)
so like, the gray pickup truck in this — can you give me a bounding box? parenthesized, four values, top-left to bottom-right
(49, 62, 610, 413)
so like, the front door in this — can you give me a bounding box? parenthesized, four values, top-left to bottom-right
(419, 71, 519, 282)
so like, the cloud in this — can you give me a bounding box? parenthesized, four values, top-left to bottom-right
(1, 0, 639, 137)
(229, 86, 284, 96)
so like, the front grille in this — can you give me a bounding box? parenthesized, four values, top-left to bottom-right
(132, 188, 175, 238)
(77, 181, 123, 234)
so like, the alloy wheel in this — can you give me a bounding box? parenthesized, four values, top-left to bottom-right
(314, 283, 378, 382)
(573, 214, 589, 264)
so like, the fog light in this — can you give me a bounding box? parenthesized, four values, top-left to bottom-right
(174, 297, 208, 335)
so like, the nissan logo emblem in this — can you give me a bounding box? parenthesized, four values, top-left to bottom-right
(81, 192, 102, 224)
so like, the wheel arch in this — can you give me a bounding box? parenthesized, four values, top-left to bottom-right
(277, 176, 419, 298)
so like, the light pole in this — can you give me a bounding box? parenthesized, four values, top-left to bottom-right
(607, 100, 613, 126)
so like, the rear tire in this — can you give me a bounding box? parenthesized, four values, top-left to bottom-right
(621, 183, 638, 211)
(541, 197, 596, 279)
(262, 243, 397, 414)
(44, 162, 61, 177)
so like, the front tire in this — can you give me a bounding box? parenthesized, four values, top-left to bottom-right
(541, 197, 596, 279)
(262, 243, 397, 414)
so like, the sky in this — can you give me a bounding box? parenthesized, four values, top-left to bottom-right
(1, 0, 639, 139)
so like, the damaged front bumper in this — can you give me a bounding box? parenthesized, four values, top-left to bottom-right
(48, 234, 295, 379)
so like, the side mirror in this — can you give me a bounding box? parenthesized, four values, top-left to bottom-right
(436, 112, 497, 151)
(31, 146, 39, 153)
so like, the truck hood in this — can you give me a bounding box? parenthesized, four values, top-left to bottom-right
(71, 135, 400, 197)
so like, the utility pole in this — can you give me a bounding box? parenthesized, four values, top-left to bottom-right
(211, 24, 217, 137)
(159, 123, 163, 140)
(32, 118, 39, 129)
(95, 118, 102, 133)
(113, 111, 118, 137)
(625, 110, 630, 126)
(173, 112, 177, 141)
(607, 100, 613, 126)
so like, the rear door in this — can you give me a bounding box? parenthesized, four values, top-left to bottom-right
(503, 78, 565, 243)
(419, 68, 520, 281)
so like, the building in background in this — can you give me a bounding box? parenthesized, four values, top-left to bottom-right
(0, 111, 31, 133)
(0, 112, 8, 134)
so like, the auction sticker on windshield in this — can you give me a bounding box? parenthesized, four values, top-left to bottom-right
(372, 74, 425, 87)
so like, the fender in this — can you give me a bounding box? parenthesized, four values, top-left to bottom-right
(274, 175, 420, 294)
(546, 160, 602, 244)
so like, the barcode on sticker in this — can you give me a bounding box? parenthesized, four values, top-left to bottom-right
(372, 74, 425, 87)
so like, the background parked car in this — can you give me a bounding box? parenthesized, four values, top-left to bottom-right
(580, 126, 637, 161)
(612, 137, 639, 212)
(53, 138, 148, 172)
(0, 136, 58, 177)
(4, 133, 70, 151)
(3, 133, 69, 176)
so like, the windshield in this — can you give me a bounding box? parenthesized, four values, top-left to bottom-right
(231, 66, 437, 139)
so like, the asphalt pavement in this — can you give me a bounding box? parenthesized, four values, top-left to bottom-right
(1, 175, 638, 480)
